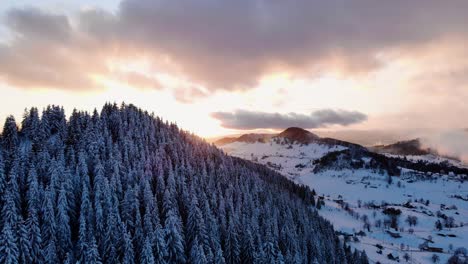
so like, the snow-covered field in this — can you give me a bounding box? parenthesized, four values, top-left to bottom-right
(223, 141, 345, 181)
(221, 140, 468, 264)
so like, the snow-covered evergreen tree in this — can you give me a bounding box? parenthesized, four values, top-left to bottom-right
(164, 206, 186, 264)
(57, 185, 72, 260)
(18, 220, 32, 264)
(123, 228, 135, 264)
(141, 236, 155, 264)
(0, 221, 19, 264)
(189, 237, 207, 264)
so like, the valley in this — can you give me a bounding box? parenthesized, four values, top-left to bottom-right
(217, 128, 468, 264)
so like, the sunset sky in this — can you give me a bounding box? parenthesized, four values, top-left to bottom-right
(1, 1, 467, 157)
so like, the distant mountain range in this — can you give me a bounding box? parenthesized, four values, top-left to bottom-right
(214, 133, 273, 145)
(214, 127, 320, 146)
(215, 128, 460, 160)
(215, 127, 363, 150)
(216, 127, 468, 176)
(369, 138, 432, 156)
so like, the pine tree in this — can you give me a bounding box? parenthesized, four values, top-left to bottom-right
(94, 190, 105, 253)
(103, 195, 120, 264)
(187, 193, 207, 251)
(42, 187, 57, 251)
(18, 220, 32, 264)
(2, 115, 19, 165)
(1, 188, 19, 231)
(141, 236, 155, 264)
(21, 107, 41, 144)
(80, 180, 94, 233)
(143, 204, 154, 237)
(277, 250, 285, 264)
(153, 223, 167, 264)
(85, 235, 102, 264)
(0, 153, 5, 197)
(189, 237, 207, 264)
(262, 241, 277, 264)
(6, 161, 21, 213)
(1, 178, 20, 264)
(214, 246, 226, 264)
(44, 238, 58, 264)
(240, 229, 255, 264)
(224, 217, 240, 264)
(77, 212, 88, 263)
(26, 166, 43, 263)
(122, 186, 137, 232)
(164, 207, 185, 264)
(57, 185, 72, 259)
(133, 194, 144, 261)
(63, 252, 74, 264)
(360, 250, 369, 264)
(0, 221, 19, 264)
(334, 237, 347, 264)
(123, 228, 135, 264)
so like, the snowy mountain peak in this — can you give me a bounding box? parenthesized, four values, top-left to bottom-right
(214, 127, 320, 146)
(275, 127, 319, 144)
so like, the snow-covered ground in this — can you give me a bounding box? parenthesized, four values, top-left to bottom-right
(221, 140, 468, 264)
(223, 141, 345, 181)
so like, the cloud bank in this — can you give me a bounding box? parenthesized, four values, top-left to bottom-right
(211, 109, 367, 130)
(421, 130, 468, 164)
(1, 1, 468, 96)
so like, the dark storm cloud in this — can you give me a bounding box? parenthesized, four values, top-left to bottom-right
(211, 109, 367, 129)
(1, 0, 468, 95)
(5, 7, 71, 42)
(113, 0, 468, 90)
(0, 8, 104, 90)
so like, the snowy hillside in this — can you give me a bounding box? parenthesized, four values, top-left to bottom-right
(219, 128, 468, 264)
(223, 141, 345, 181)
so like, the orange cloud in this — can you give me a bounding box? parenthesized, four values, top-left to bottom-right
(1, 1, 468, 102)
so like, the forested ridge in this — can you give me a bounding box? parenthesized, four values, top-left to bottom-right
(0, 103, 368, 264)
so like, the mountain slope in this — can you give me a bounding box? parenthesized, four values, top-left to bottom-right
(220, 129, 468, 177)
(370, 138, 431, 156)
(216, 127, 363, 149)
(0, 104, 368, 264)
(369, 138, 467, 169)
(214, 133, 274, 146)
(219, 127, 468, 264)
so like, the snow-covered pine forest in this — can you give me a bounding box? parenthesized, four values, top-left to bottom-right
(0, 103, 369, 264)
